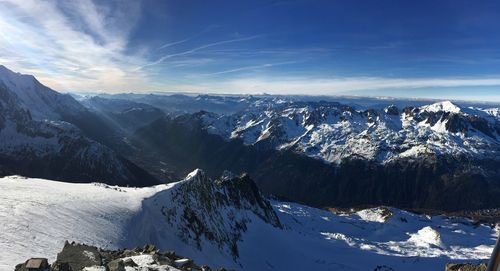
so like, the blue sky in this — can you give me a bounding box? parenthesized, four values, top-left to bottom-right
(0, 0, 499, 101)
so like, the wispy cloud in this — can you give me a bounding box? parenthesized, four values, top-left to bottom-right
(136, 35, 262, 70)
(0, 0, 149, 91)
(203, 61, 297, 76)
(159, 38, 192, 50)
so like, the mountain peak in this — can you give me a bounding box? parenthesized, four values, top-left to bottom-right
(0, 64, 36, 82)
(162, 170, 281, 259)
(422, 100, 461, 113)
(185, 168, 205, 180)
(0, 64, 11, 73)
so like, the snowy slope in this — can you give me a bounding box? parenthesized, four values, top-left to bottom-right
(201, 99, 500, 164)
(0, 172, 497, 271)
(0, 65, 84, 121)
(0, 176, 168, 270)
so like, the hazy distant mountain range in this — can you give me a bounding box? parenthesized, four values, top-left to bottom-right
(2, 64, 500, 211)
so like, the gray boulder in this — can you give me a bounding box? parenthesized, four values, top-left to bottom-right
(445, 263, 487, 271)
(15, 258, 50, 271)
(56, 242, 102, 271)
(107, 259, 125, 271)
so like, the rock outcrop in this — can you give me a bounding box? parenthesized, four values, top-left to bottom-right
(445, 263, 487, 271)
(159, 169, 282, 259)
(15, 241, 225, 271)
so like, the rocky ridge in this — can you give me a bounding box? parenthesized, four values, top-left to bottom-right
(131, 169, 282, 261)
(200, 98, 500, 164)
(15, 241, 225, 271)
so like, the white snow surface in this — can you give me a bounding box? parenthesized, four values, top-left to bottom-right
(0, 174, 497, 271)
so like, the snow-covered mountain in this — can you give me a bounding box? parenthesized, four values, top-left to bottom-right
(0, 65, 157, 185)
(0, 65, 85, 121)
(200, 98, 500, 164)
(0, 171, 496, 271)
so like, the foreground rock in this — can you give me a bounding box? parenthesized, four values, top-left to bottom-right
(15, 241, 225, 271)
(445, 263, 487, 271)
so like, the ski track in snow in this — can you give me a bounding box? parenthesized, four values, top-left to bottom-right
(0, 175, 498, 271)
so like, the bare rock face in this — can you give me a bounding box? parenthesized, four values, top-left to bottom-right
(445, 263, 487, 271)
(384, 105, 399, 115)
(161, 169, 282, 259)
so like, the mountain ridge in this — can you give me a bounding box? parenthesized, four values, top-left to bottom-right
(200, 98, 500, 164)
(0, 65, 158, 186)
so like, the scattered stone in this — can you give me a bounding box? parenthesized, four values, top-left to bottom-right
(163, 250, 177, 259)
(374, 265, 395, 271)
(106, 259, 125, 271)
(56, 242, 102, 271)
(445, 263, 487, 271)
(121, 249, 138, 258)
(154, 254, 174, 265)
(50, 261, 72, 271)
(123, 258, 137, 267)
(174, 258, 193, 268)
(143, 244, 157, 254)
(14, 241, 222, 271)
(15, 258, 50, 271)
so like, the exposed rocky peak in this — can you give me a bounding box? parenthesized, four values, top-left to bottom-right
(362, 108, 380, 123)
(214, 171, 281, 226)
(384, 104, 399, 115)
(404, 102, 499, 139)
(446, 113, 496, 138)
(160, 169, 281, 259)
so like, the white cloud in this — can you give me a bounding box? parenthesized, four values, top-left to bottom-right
(0, 0, 149, 91)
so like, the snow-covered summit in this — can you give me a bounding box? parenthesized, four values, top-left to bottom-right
(0, 65, 84, 121)
(421, 100, 462, 113)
